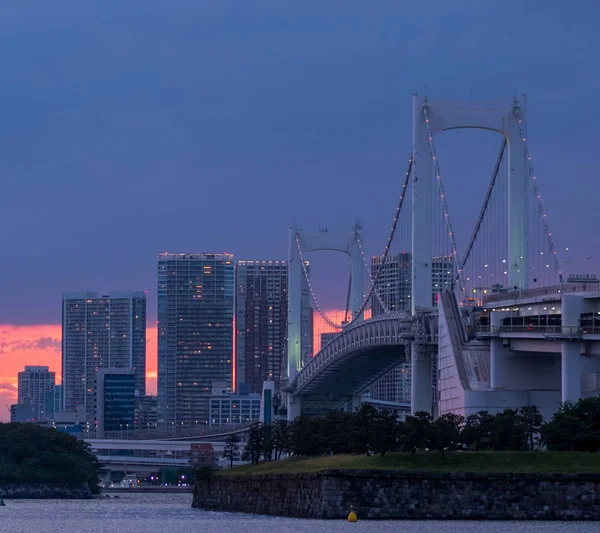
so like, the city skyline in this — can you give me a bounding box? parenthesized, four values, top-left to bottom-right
(0, 309, 345, 421)
(1, 3, 598, 418)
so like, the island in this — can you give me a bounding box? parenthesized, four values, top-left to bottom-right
(0, 423, 101, 499)
(194, 401, 600, 520)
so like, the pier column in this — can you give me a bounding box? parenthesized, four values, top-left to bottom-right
(286, 395, 301, 421)
(411, 345, 432, 414)
(561, 295, 585, 402)
(490, 311, 514, 389)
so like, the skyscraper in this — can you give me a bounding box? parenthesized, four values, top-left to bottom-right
(62, 292, 146, 426)
(17, 366, 55, 419)
(370, 254, 454, 403)
(371, 253, 412, 316)
(235, 260, 288, 394)
(157, 253, 234, 427)
(95, 368, 136, 437)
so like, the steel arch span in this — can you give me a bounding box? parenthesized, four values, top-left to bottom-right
(288, 313, 411, 418)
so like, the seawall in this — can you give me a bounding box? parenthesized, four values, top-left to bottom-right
(1, 483, 93, 499)
(193, 469, 600, 520)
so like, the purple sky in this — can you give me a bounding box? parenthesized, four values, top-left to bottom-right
(0, 0, 598, 325)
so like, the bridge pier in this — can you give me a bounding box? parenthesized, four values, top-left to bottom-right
(287, 395, 302, 421)
(490, 311, 515, 389)
(411, 345, 432, 415)
(561, 295, 585, 402)
(345, 394, 362, 413)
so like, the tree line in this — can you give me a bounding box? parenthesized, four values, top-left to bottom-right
(224, 396, 600, 464)
(0, 423, 102, 492)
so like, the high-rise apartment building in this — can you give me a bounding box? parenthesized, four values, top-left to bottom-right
(17, 366, 55, 419)
(235, 260, 288, 394)
(157, 253, 234, 427)
(62, 292, 146, 426)
(370, 254, 454, 403)
(371, 253, 412, 316)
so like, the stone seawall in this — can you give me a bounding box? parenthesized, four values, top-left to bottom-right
(193, 469, 600, 520)
(1, 483, 93, 499)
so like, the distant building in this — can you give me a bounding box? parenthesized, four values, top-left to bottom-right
(157, 253, 234, 428)
(432, 255, 455, 305)
(10, 403, 36, 423)
(18, 366, 55, 419)
(62, 291, 146, 427)
(43, 385, 63, 419)
(96, 368, 136, 438)
(235, 260, 289, 394)
(190, 443, 214, 468)
(371, 253, 412, 315)
(135, 395, 158, 431)
(370, 254, 453, 403)
(320, 332, 338, 349)
(208, 382, 261, 426)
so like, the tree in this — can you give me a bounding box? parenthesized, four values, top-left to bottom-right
(350, 404, 380, 455)
(222, 433, 240, 468)
(430, 413, 464, 458)
(488, 409, 527, 451)
(542, 398, 600, 452)
(261, 423, 274, 461)
(0, 423, 102, 493)
(241, 422, 262, 464)
(370, 409, 399, 457)
(272, 419, 290, 460)
(518, 405, 543, 450)
(401, 411, 432, 457)
(461, 411, 493, 451)
(327, 411, 353, 455)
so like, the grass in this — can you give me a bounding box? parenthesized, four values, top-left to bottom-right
(220, 452, 600, 476)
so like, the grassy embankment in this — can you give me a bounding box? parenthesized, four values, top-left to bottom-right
(220, 452, 600, 476)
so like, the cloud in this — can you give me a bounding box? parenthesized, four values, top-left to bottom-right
(0, 334, 61, 355)
(0, 382, 17, 392)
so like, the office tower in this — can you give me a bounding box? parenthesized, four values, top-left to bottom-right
(95, 368, 136, 437)
(10, 404, 36, 422)
(157, 253, 234, 428)
(432, 255, 455, 305)
(18, 366, 55, 419)
(43, 385, 63, 420)
(371, 253, 412, 316)
(235, 260, 289, 394)
(320, 332, 338, 349)
(135, 395, 158, 430)
(62, 291, 146, 426)
(208, 382, 262, 426)
(370, 253, 453, 403)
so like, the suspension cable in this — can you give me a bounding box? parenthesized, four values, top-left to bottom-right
(345, 157, 413, 324)
(455, 139, 507, 285)
(513, 99, 563, 283)
(295, 236, 342, 330)
(343, 272, 352, 323)
(356, 234, 390, 314)
(422, 100, 466, 293)
(295, 156, 413, 331)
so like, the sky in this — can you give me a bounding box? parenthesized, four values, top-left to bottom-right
(1, 1, 599, 418)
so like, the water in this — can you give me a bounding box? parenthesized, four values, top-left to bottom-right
(1, 493, 597, 532)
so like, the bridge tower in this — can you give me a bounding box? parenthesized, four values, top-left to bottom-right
(287, 224, 364, 418)
(411, 94, 529, 414)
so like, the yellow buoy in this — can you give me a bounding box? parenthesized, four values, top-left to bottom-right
(347, 504, 358, 522)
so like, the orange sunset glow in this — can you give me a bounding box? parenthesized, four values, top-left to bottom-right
(0, 324, 158, 422)
(0, 310, 360, 421)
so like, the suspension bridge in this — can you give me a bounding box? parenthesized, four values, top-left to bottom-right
(284, 94, 600, 420)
